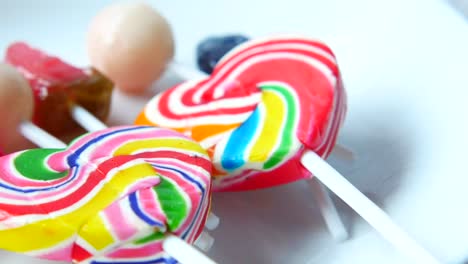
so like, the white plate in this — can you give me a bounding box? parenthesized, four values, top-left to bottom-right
(1, 0, 468, 263)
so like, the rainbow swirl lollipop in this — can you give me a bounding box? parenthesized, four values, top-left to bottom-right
(0, 126, 212, 264)
(136, 36, 441, 263)
(137, 36, 345, 191)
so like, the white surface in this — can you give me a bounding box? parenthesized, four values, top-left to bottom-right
(1, 0, 468, 263)
(307, 178, 349, 242)
(449, 0, 468, 18)
(301, 150, 440, 263)
(163, 235, 217, 264)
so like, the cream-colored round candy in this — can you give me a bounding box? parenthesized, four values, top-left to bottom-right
(0, 63, 34, 153)
(87, 2, 174, 94)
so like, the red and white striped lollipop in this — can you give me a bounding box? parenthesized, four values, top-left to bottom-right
(138, 37, 345, 189)
(137, 36, 440, 263)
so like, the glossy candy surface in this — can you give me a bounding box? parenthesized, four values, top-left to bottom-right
(5, 42, 114, 141)
(136, 37, 346, 191)
(87, 2, 174, 94)
(0, 126, 212, 263)
(196, 34, 249, 74)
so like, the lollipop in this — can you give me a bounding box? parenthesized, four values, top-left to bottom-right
(196, 34, 250, 74)
(87, 2, 220, 94)
(87, 1, 347, 242)
(5, 42, 114, 141)
(0, 64, 219, 239)
(87, 2, 174, 94)
(136, 36, 441, 263)
(0, 125, 216, 264)
(137, 34, 349, 240)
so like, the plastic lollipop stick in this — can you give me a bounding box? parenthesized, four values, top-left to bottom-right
(18, 121, 67, 148)
(194, 231, 216, 252)
(204, 212, 220, 230)
(164, 235, 217, 264)
(307, 178, 349, 241)
(70, 104, 107, 132)
(301, 150, 441, 264)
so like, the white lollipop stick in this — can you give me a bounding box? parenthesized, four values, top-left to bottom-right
(17, 106, 106, 147)
(18, 121, 67, 148)
(301, 150, 441, 264)
(70, 105, 107, 132)
(163, 234, 218, 264)
(204, 212, 220, 230)
(307, 178, 349, 241)
(194, 231, 215, 252)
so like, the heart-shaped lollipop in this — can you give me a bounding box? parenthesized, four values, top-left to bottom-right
(137, 36, 440, 263)
(0, 126, 212, 263)
(137, 37, 345, 191)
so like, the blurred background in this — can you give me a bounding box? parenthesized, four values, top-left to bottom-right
(0, 1, 467, 264)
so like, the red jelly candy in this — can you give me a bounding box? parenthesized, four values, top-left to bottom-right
(5, 42, 114, 141)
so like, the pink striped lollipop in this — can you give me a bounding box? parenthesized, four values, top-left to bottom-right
(137, 37, 344, 191)
(137, 36, 441, 263)
(0, 126, 215, 264)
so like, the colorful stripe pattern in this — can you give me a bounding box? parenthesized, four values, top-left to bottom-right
(0, 126, 212, 263)
(213, 83, 301, 174)
(136, 36, 346, 191)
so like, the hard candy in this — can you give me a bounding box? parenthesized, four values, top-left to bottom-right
(137, 36, 346, 191)
(5, 42, 114, 142)
(196, 34, 249, 74)
(0, 126, 212, 263)
(87, 2, 174, 94)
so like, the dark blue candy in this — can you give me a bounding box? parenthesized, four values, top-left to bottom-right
(196, 34, 250, 74)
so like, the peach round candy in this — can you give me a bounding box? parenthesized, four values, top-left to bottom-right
(0, 63, 34, 153)
(87, 2, 174, 94)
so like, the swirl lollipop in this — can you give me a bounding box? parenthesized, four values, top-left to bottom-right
(136, 36, 440, 263)
(0, 126, 216, 264)
(137, 36, 348, 240)
(0, 59, 220, 239)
